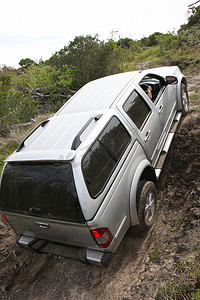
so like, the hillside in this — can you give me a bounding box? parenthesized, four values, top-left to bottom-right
(1, 5, 200, 138)
(0, 71, 199, 300)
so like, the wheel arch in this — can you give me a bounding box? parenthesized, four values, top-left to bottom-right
(139, 165, 157, 185)
(129, 160, 157, 226)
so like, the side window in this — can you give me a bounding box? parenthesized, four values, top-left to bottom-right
(123, 90, 151, 130)
(82, 116, 131, 198)
(139, 74, 165, 102)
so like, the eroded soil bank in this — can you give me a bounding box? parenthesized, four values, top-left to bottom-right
(0, 74, 199, 300)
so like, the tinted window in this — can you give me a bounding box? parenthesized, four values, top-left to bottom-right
(82, 117, 131, 198)
(0, 162, 85, 223)
(123, 91, 151, 130)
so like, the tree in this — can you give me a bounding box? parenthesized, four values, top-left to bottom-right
(148, 32, 162, 46)
(179, 5, 200, 30)
(187, 5, 200, 27)
(117, 38, 133, 49)
(19, 58, 36, 69)
(48, 35, 123, 89)
(177, 5, 200, 49)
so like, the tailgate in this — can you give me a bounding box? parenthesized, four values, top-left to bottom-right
(0, 162, 97, 249)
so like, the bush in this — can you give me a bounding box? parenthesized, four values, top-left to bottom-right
(178, 25, 200, 49)
(13, 62, 74, 107)
(0, 83, 39, 135)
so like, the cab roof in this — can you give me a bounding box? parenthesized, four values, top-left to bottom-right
(56, 71, 139, 115)
(56, 66, 179, 115)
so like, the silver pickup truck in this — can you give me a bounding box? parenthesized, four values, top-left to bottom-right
(0, 66, 189, 266)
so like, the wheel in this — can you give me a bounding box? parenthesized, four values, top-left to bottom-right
(181, 83, 189, 115)
(137, 181, 157, 234)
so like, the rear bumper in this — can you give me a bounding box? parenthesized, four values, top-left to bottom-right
(17, 235, 112, 267)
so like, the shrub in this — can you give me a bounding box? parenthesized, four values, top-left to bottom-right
(0, 83, 39, 135)
(13, 63, 74, 106)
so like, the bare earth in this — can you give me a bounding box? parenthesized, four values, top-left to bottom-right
(0, 73, 200, 300)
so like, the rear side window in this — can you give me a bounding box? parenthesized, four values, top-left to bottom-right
(123, 90, 151, 130)
(82, 116, 131, 198)
(0, 162, 85, 223)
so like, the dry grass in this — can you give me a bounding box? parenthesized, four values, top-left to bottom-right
(0, 113, 53, 174)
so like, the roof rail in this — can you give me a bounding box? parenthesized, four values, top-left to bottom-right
(71, 114, 102, 150)
(16, 120, 50, 152)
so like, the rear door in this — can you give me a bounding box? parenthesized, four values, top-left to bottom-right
(0, 162, 98, 249)
(118, 88, 163, 165)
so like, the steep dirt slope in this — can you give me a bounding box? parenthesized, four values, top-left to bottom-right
(0, 74, 199, 300)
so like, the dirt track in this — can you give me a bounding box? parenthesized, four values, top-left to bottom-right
(0, 74, 200, 300)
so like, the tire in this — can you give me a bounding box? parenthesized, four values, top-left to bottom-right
(181, 83, 189, 115)
(137, 181, 157, 234)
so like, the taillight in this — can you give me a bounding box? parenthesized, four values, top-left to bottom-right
(91, 228, 113, 248)
(2, 215, 9, 223)
(1, 215, 15, 230)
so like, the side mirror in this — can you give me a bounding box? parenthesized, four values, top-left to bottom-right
(166, 76, 178, 85)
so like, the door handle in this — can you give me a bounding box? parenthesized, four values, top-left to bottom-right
(36, 222, 50, 229)
(144, 130, 151, 142)
(159, 105, 164, 114)
(29, 207, 41, 213)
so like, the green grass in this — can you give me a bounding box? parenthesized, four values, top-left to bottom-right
(156, 251, 200, 300)
(189, 107, 200, 115)
(190, 93, 200, 102)
(123, 45, 200, 73)
(149, 246, 164, 263)
(176, 216, 188, 229)
(152, 47, 200, 70)
(134, 46, 162, 63)
(189, 86, 200, 93)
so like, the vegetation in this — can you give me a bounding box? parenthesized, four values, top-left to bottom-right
(0, 5, 199, 137)
(156, 251, 200, 300)
(0, 4, 199, 299)
(0, 113, 52, 174)
(47, 35, 124, 89)
(0, 75, 39, 136)
(149, 246, 164, 263)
